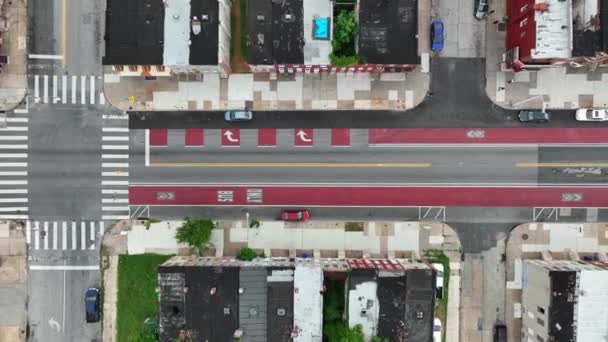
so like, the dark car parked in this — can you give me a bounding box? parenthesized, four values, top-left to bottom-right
(85, 287, 101, 323)
(518, 110, 551, 123)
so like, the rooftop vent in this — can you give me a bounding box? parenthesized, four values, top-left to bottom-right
(282, 12, 295, 23)
(277, 308, 286, 316)
(224, 307, 231, 315)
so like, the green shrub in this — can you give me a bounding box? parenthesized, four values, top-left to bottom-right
(237, 247, 258, 261)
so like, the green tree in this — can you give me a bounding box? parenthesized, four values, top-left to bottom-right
(333, 10, 357, 54)
(371, 337, 389, 342)
(324, 322, 365, 342)
(133, 325, 158, 342)
(175, 218, 215, 253)
(236, 247, 258, 261)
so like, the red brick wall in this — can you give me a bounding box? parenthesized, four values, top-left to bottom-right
(506, 0, 536, 61)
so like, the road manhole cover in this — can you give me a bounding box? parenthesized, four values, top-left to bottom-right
(522, 234, 529, 240)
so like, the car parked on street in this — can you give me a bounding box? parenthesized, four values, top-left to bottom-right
(518, 110, 551, 123)
(475, 0, 489, 19)
(433, 318, 442, 342)
(431, 20, 444, 52)
(224, 111, 253, 122)
(281, 209, 310, 222)
(575, 108, 608, 121)
(85, 287, 101, 323)
(433, 263, 444, 299)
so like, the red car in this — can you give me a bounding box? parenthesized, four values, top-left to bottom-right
(281, 210, 310, 222)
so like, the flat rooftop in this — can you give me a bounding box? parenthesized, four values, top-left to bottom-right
(293, 264, 323, 342)
(189, 0, 219, 65)
(103, 0, 165, 65)
(348, 270, 379, 340)
(247, 0, 305, 65)
(358, 0, 420, 65)
(532, 0, 573, 59)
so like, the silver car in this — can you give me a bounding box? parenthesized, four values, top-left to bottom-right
(224, 111, 253, 122)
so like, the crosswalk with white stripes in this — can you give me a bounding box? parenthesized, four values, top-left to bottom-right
(25, 221, 105, 251)
(0, 110, 29, 219)
(101, 112, 130, 220)
(32, 74, 105, 105)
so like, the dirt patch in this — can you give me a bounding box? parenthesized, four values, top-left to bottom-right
(0, 326, 22, 342)
(230, 0, 250, 73)
(0, 256, 25, 284)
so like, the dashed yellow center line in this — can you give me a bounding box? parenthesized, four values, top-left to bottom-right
(517, 162, 608, 168)
(149, 162, 432, 168)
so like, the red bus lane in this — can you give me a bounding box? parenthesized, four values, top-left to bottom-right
(129, 186, 608, 207)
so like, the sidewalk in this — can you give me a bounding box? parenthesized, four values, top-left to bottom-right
(103, 67, 430, 112)
(0, 221, 27, 342)
(0, 0, 27, 111)
(484, 0, 608, 110)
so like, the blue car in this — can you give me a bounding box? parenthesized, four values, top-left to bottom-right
(85, 287, 100, 323)
(431, 20, 444, 52)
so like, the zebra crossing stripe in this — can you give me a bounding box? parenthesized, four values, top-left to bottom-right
(90, 222, 95, 250)
(52, 222, 58, 250)
(25, 220, 30, 244)
(34, 221, 39, 250)
(81, 222, 86, 250)
(43, 222, 49, 250)
(34, 75, 40, 101)
(71, 76, 77, 104)
(99, 92, 106, 105)
(43, 75, 49, 103)
(81, 76, 86, 105)
(52, 75, 58, 103)
(62, 75, 67, 104)
(99, 222, 104, 237)
(90, 76, 95, 105)
(62, 222, 67, 251)
(71, 222, 76, 250)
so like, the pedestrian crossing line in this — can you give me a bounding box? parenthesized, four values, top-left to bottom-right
(34, 221, 39, 250)
(102, 163, 129, 168)
(102, 154, 128, 159)
(34, 75, 40, 101)
(71, 222, 76, 250)
(43, 222, 49, 250)
(99, 223, 104, 237)
(102, 171, 129, 177)
(0, 207, 28, 212)
(81, 222, 86, 250)
(2, 127, 28, 131)
(0, 163, 28, 167)
(102, 114, 128, 120)
(102, 127, 129, 133)
(89, 222, 95, 250)
(102, 206, 130, 211)
(90, 76, 95, 105)
(0, 153, 27, 158)
(62, 222, 67, 250)
(62, 75, 67, 104)
(81, 76, 86, 105)
(0, 181, 27, 186)
(0, 215, 28, 219)
(101, 180, 129, 186)
(102, 145, 129, 150)
(0, 171, 27, 176)
(52, 222, 58, 250)
(25, 221, 31, 244)
(99, 92, 106, 105)
(102, 136, 129, 141)
(0, 136, 28, 140)
(0, 144, 28, 149)
(102, 215, 130, 220)
(71, 75, 77, 104)
(6, 118, 28, 123)
(43, 75, 49, 104)
(0, 198, 27, 203)
(102, 198, 129, 203)
(102, 189, 129, 194)
(52, 75, 58, 103)
(0, 189, 27, 194)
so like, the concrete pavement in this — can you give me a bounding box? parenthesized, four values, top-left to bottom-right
(0, 221, 27, 342)
(0, 0, 28, 111)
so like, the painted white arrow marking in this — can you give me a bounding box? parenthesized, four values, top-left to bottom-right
(296, 130, 312, 142)
(224, 130, 239, 142)
(48, 317, 61, 332)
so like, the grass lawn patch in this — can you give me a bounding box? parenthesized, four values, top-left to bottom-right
(230, 0, 250, 73)
(116, 254, 172, 342)
(425, 249, 450, 342)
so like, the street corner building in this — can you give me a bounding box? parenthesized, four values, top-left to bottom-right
(103, 0, 231, 76)
(520, 260, 608, 342)
(504, 0, 608, 70)
(157, 256, 437, 342)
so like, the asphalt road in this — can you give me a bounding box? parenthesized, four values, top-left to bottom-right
(128, 59, 608, 129)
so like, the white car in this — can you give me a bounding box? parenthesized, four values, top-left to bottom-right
(433, 263, 444, 299)
(575, 108, 608, 121)
(433, 317, 442, 342)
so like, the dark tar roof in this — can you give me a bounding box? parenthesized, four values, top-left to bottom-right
(158, 265, 239, 342)
(601, 0, 608, 52)
(190, 0, 219, 65)
(548, 270, 576, 342)
(103, 0, 164, 65)
(358, 0, 420, 65)
(376, 269, 435, 342)
(267, 267, 295, 342)
(246, 0, 304, 65)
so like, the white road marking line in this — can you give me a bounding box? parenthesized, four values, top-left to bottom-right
(29, 54, 63, 60)
(101, 181, 129, 186)
(34, 221, 39, 250)
(43, 222, 49, 250)
(0, 163, 28, 167)
(102, 189, 129, 194)
(102, 171, 129, 177)
(14, 97, 29, 114)
(102, 206, 130, 211)
(0, 144, 28, 149)
(6, 118, 28, 123)
(0, 136, 28, 140)
(62, 75, 67, 104)
(62, 222, 67, 250)
(34, 75, 40, 101)
(0, 207, 28, 212)
(81, 76, 86, 105)
(43, 75, 49, 103)
(81, 222, 86, 250)
(102, 136, 129, 141)
(71, 76, 77, 104)
(98, 222, 104, 237)
(102, 114, 128, 120)
(53, 222, 58, 250)
(0, 171, 27, 176)
(0, 189, 27, 194)
(102, 198, 129, 203)
(102, 215, 130, 220)
(71, 222, 76, 250)
(1, 127, 28, 131)
(102, 154, 128, 159)
(52, 75, 58, 103)
(90, 76, 95, 105)
(145, 129, 150, 166)
(0, 215, 28, 219)
(102, 163, 129, 168)
(26, 220, 30, 245)
(102, 145, 129, 150)
(90, 222, 95, 250)
(99, 92, 105, 105)
(0, 181, 27, 185)
(0, 198, 27, 202)
(0, 153, 27, 158)
(102, 127, 129, 133)
(29, 265, 100, 271)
